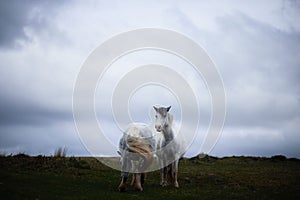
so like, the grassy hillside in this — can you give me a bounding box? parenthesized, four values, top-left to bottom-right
(0, 154, 299, 199)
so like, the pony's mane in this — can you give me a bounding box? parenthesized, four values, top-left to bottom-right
(125, 126, 153, 161)
(168, 113, 173, 125)
(126, 137, 152, 161)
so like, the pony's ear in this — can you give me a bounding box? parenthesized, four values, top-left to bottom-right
(166, 106, 171, 112)
(153, 106, 158, 112)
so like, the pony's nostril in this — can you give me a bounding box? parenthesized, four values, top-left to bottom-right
(155, 125, 161, 130)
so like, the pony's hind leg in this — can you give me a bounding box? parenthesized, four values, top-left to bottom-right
(173, 160, 179, 188)
(160, 167, 164, 186)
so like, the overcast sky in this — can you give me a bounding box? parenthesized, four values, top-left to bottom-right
(0, 0, 299, 158)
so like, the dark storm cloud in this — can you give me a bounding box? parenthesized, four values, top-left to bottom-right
(0, 93, 71, 126)
(0, 0, 32, 47)
(0, 0, 67, 48)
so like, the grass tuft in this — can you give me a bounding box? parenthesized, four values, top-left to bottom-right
(54, 147, 67, 157)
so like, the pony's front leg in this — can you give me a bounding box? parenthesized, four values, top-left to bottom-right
(134, 173, 145, 186)
(130, 173, 136, 186)
(132, 173, 145, 191)
(141, 173, 145, 186)
(160, 158, 169, 186)
(119, 152, 131, 192)
(118, 171, 128, 192)
(162, 166, 169, 186)
(133, 173, 143, 191)
(159, 158, 167, 186)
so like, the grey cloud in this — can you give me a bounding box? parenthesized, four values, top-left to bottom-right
(202, 12, 300, 157)
(212, 13, 300, 127)
(0, 0, 68, 48)
(169, 6, 300, 157)
(166, 8, 300, 127)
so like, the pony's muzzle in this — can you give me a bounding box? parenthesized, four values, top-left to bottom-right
(155, 125, 162, 132)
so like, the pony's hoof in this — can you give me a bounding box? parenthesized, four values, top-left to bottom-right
(174, 181, 179, 188)
(136, 187, 143, 191)
(118, 183, 126, 192)
(134, 185, 143, 191)
(161, 182, 168, 187)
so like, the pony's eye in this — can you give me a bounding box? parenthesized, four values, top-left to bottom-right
(155, 115, 157, 118)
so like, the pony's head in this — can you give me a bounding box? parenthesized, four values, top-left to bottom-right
(153, 106, 172, 132)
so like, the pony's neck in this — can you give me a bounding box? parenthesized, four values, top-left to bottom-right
(162, 127, 174, 143)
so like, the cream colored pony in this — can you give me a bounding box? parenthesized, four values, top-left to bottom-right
(118, 123, 154, 191)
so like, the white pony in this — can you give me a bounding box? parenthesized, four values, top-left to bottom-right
(154, 106, 182, 188)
